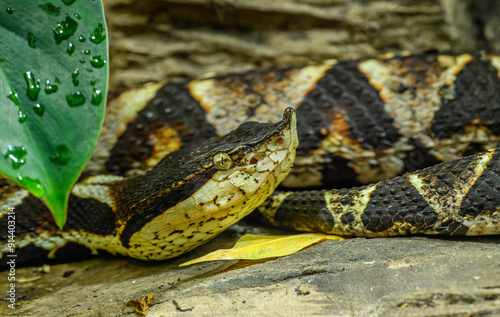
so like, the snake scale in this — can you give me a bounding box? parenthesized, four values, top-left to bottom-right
(1, 52, 500, 265)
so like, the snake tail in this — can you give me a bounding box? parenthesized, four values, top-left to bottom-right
(259, 149, 500, 237)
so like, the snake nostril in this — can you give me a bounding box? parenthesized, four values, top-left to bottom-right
(276, 136, 284, 145)
(250, 156, 258, 165)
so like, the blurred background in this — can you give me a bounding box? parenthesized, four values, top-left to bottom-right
(102, 0, 500, 89)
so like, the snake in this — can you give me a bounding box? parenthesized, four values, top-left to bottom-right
(0, 109, 297, 263)
(1, 52, 500, 264)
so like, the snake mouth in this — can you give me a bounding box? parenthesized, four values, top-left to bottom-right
(124, 108, 298, 260)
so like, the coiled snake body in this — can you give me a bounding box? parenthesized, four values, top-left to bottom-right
(1, 52, 500, 264)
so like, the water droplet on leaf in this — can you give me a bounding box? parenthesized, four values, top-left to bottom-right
(90, 23, 106, 44)
(74, 13, 81, 19)
(66, 91, 86, 107)
(17, 175, 46, 197)
(53, 16, 78, 44)
(78, 35, 86, 42)
(45, 80, 59, 94)
(62, 0, 76, 5)
(72, 68, 79, 86)
(27, 32, 36, 48)
(82, 49, 90, 55)
(23, 71, 41, 101)
(79, 58, 85, 64)
(90, 55, 106, 68)
(39, 3, 60, 16)
(4, 145, 27, 169)
(33, 103, 45, 116)
(49, 144, 70, 165)
(18, 109, 27, 123)
(91, 87, 103, 105)
(67, 42, 75, 55)
(6, 7, 14, 14)
(8, 90, 19, 105)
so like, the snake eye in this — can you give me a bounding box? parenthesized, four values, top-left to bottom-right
(213, 153, 234, 170)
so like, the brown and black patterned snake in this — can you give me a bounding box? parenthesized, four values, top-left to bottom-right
(1, 52, 499, 265)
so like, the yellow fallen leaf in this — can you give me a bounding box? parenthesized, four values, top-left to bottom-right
(180, 233, 347, 267)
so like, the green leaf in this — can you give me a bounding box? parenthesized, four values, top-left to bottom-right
(0, 1, 108, 228)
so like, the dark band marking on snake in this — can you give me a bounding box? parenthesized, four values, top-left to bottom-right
(1, 52, 500, 265)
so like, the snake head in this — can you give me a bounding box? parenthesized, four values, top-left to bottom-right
(194, 107, 299, 210)
(116, 108, 298, 260)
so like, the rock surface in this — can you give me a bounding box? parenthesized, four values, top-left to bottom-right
(2, 0, 500, 316)
(1, 222, 499, 316)
(103, 0, 499, 89)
